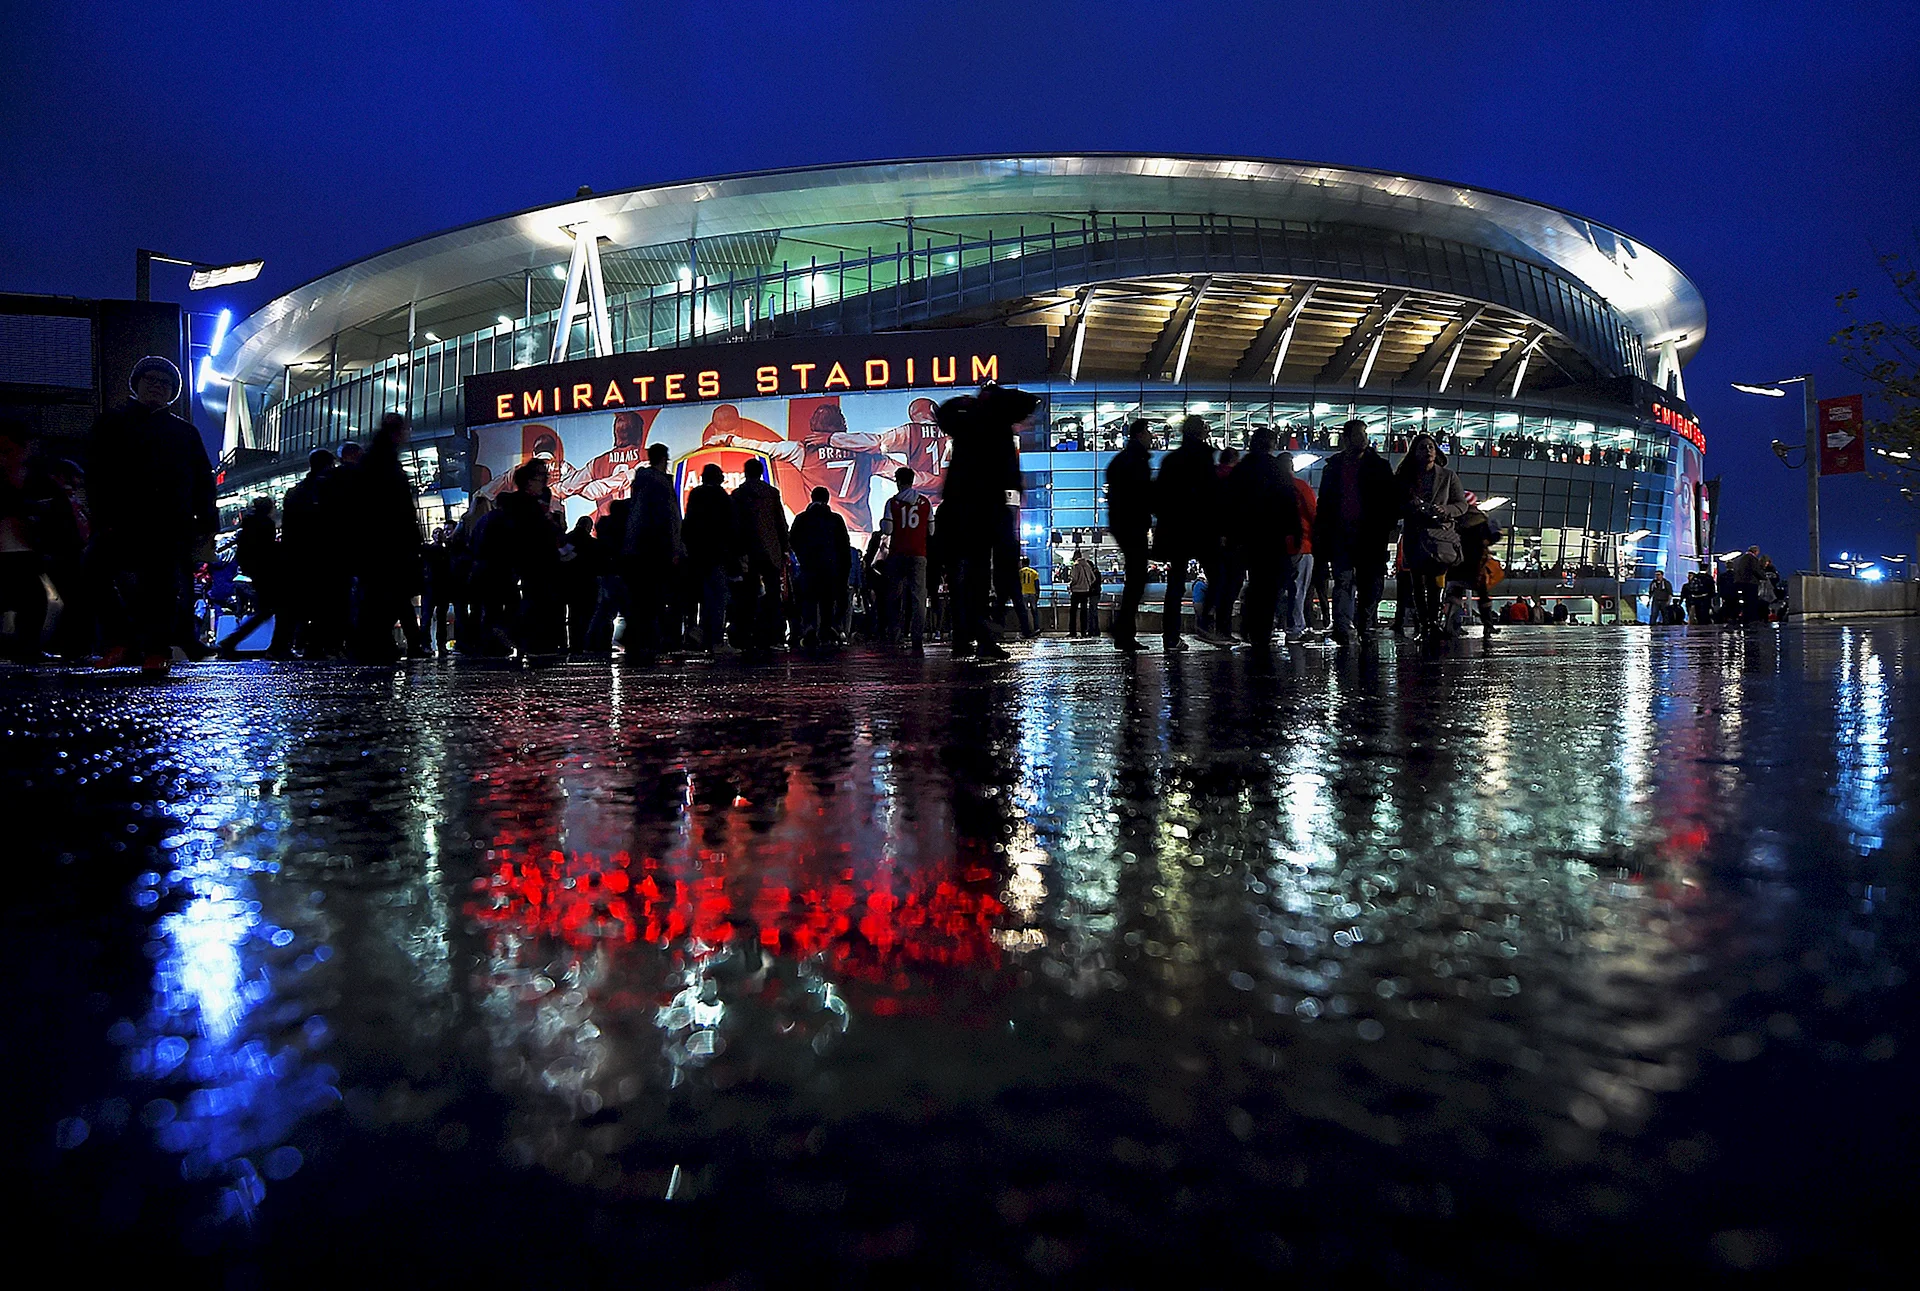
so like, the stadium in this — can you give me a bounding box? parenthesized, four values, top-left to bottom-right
(208, 154, 1709, 612)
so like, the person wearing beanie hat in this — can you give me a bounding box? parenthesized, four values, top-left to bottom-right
(128, 355, 182, 403)
(86, 354, 217, 673)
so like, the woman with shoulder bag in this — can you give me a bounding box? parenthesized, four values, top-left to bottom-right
(1394, 434, 1468, 642)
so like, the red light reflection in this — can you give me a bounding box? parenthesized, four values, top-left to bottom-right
(467, 842, 1007, 1013)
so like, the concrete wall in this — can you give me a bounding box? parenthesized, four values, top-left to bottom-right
(1790, 575, 1920, 620)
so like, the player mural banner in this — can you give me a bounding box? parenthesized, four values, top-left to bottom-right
(472, 387, 1003, 540)
(1673, 438, 1707, 569)
(1818, 394, 1866, 476)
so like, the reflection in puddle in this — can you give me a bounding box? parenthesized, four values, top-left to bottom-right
(8, 625, 1916, 1275)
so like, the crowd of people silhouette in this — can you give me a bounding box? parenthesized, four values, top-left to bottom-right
(0, 360, 1772, 673)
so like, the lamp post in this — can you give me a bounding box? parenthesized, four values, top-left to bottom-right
(1732, 374, 1818, 574)
(135, 248, 264, 300)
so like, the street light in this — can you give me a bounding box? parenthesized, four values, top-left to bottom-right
(135, 248, 264, 300)
(1732, 373, 1818, 575)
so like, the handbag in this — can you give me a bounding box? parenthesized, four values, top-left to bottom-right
(1483, 554, 1505, 588)
(1407, 474, 1462, 572)
(1411, 520, 1462, 572)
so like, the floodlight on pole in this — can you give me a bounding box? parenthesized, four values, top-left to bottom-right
(188, 260, 264, 291)
(1734, 374, 1819, 574)
(135, 248, 264, 300)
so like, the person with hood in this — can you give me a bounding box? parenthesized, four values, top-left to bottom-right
(350, 412, 427, 660)
(1152, 415, 1216, 652)
(1104, 419, 1155, 652)
(1222, 426, 1302, 654)
(730, 455, 789, 658)
(1312, 419, 1398, 644)
(790, 485, 852, 646)
(681, 461, 738, 654)
(937, 384, 1037, 661)
(1393, 432, 1468, 642)
(623, 442, 685, 661)
(86, 356, 217, 673)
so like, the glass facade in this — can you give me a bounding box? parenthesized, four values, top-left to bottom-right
(1016, 385, 1678, 596)
(234, 373, 1688, 596)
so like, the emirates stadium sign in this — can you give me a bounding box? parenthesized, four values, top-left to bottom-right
(466, 326, 1050, 426)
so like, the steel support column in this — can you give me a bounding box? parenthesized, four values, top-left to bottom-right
(1230, 283, 1315, 382)
(1399, 303, 1485, 389)
(1138, 275, 1211, 381)
(1316, 288, 1407, 384)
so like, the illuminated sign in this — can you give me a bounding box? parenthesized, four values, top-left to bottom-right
(465, 326, 1049, 427)
(1652, 401, 1706, 453)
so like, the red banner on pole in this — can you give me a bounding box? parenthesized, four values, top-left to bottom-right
(1819, 394, 1867, 475)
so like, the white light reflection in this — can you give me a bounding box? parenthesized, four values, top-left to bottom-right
(121, 689, 341, 1226)
(1835, 630, 1891, 852)
(1610, 636, 1656, 844)
(163, 888, 251, 1043)
(404, 707, 454, 997)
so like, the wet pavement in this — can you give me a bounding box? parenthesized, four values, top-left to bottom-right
(3, 624, 1915, 1285)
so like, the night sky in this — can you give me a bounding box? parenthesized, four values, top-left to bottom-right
(4, 1, 1916, 566)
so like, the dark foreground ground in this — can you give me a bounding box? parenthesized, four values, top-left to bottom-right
(3, 624, 1915, 1286)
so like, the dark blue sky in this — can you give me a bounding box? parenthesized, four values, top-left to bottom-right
(4, 0, 1916, 565)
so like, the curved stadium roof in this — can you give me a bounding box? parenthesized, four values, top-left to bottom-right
(225, 154, 1706, 391)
